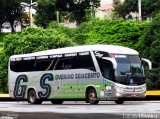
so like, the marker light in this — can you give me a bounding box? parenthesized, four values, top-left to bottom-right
(111, 54, 115, 59)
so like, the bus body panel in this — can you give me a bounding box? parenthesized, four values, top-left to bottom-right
(9, 70, 103, 100)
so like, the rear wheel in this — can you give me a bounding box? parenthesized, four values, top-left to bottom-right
(28, 89, 42, 104)
(87, 89, 99, 104)
(51, 100, 63, 104)
(115, 99, 124, 104)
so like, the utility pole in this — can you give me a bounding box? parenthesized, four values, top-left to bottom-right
(138, 0, 142, 21)
(20, 1, 37, 27)
(90, 1, 95, 17)
(30, 0, 33, 26)
(56, 11, 60, 24)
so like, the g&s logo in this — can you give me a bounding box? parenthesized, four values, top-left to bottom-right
(13, 74, 54, 99)
(14, 75, 28, 98)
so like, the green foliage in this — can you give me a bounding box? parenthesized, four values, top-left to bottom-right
(145, 68, 160, 90)
(140, 13, 160, 90)
(114, 0, 160, 19)
(0, 27, 74, 93)
(113, 0, 127, 19)
(35, 0, 56, 28)
(48, 21, 68, 31)
(0, 53, 8, 93)
(4, 27, 74, 55)
(56, 0, 100, 25)
(71, 18, 148, 49)
(0, 33, 9, 53)
(48, 21, 75, 39)
(141, 14, 160, 68)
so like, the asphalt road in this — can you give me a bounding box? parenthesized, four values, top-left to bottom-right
(0, 101, 160, 119)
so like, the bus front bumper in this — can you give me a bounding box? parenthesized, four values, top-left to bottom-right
(114, 91, 146, 98)
(100, 84, 146, 100)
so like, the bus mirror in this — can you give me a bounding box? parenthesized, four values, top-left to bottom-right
(102, 57, 117, 69)
(141, 58, 152, 70)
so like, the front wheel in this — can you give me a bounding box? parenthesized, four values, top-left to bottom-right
(28, 89, 42, 104)
(115, 99, 124, 104)
(87, 89, 99, 104)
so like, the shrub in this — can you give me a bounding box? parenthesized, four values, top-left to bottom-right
(0, 27, 74, 93)
(72, 18, 148, 50)
(140, 14, 160, 90)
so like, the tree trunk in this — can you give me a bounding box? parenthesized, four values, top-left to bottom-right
(18, 15, 23, 31)
(0, 20, 5, 34)
(91, 1, 95, 17)
(0, 24, 2, 34)
(9, 21, 15, 32)
(74, 10, 84, 26)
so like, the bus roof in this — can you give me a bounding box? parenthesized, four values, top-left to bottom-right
(10, 45, 139, 59)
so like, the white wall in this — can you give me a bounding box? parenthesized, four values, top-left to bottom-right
(101, 0, 113, 4)
(101, 0, 124, 5)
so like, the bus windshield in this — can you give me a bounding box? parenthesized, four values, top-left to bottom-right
(115, 55, 145, 85)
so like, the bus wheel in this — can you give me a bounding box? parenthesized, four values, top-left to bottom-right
(51, 100, 63, 104)
(115, 99, 124, 104)
(28, 89, 42, 104)
(87, 89, 99, 104)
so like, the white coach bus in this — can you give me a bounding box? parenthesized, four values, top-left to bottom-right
(8, 45, 152, 104)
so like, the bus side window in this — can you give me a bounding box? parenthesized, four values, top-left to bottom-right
(10, 61, 23, 72)
(55, 53, 96, 71)
(34, 59, 53, 71)
(76, 54, 96, 71)
(96, 58, 114, 81)
(10, 60, 35, 72)
(22, 60, 35, 72)
(55, 57, 75, 70)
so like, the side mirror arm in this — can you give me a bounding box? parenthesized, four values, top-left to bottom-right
(102, 57, 117, 69)
(141, 58, 152, 70)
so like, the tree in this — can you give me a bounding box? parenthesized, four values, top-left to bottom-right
(113, 0, 127, 19)
(141, 14, 160, 68)
(114, 0, 160, 20)
(56, 0, 100, 25)
(0, 0, 6, 33)
(5, 0, 23, 32)
(35, 0, 100, 26)
(35, 0, 56, 28)
(140, 13, 160, 90)
(70, 18, 148, 49)
(0, 0, 24, 32)
(0, 27, 74, 93)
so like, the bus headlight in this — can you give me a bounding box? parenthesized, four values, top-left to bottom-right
(106, 86, 112, 90)
(116, 92, 122, 97)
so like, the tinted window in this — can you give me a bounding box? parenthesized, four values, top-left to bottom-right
(76, 55, 95, 71)
(34, 59, 55, 71)
(10, 52, 95, 72)
(128, 55, 141, 64)
(22, 60, 35, 71)
(116, 57, 129, 63)
(10, 60, 23, 72)
(96, 58, 114, 81)
(10, 58, 55, 72)
(55, 52, 95, 71)
(55, 57, 76, 70)
(10, 59, 35, 72)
